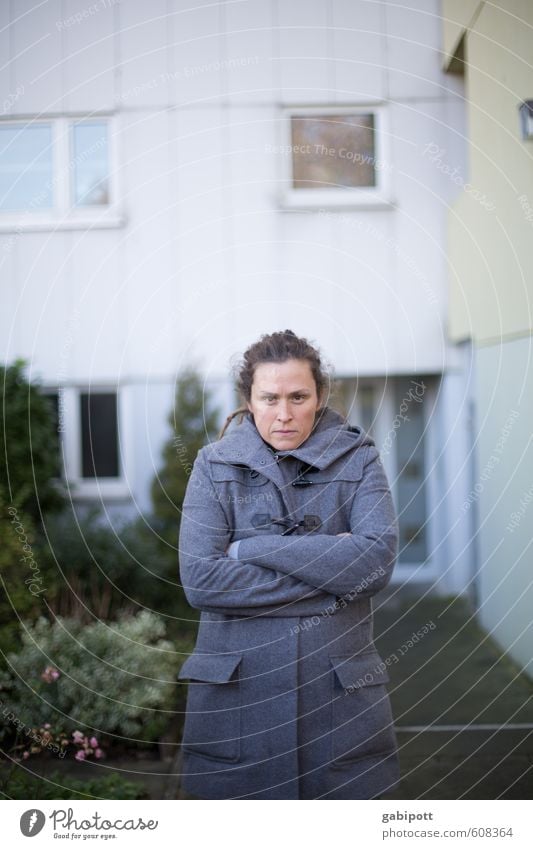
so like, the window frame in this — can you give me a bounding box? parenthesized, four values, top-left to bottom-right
(0, 114, 123, 232)
(279, 104, 393, 210)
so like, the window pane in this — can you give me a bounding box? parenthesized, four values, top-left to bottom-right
(80, 392, 119, 478)
(394, 377, 428, 563)
(71, 122, 109, 206)
(0, 123, 53, 210)
(291, 114, 376, 189)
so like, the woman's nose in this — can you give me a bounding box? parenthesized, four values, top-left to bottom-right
(277, 401, 292, 420)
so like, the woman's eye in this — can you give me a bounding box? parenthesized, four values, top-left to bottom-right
(263, 395, 306, 402)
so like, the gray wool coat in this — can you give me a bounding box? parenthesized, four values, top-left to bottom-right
(177, 405, 400, 800)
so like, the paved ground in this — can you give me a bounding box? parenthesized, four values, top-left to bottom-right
(373, 591, 533, 799)
(172, 591, 533, 800)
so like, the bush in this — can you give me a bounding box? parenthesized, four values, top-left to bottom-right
(38, 507, 197, 637)
(150, 365, 220, 549)
(0, 611, 193, 744)
(0, 359, 65, 522)
(1, 768, 148, 799)
(0, 497, 56, 657)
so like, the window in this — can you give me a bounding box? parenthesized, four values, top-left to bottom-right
(80, 392, 119, 479)
(71, 121, 109, 207)
(0, 116, 121, 230)
(280, 106, 391, 208)
(340, 375, 432, 569)
(41, 385, 128, 499)
(394, 377, 428, 564)
(291, 113, 376, 189)
(0, 123, 53, 211)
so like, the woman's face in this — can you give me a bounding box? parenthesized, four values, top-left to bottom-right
(246, 358, 323, 451)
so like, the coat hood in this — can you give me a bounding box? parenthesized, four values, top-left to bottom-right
(205, 405, 375, 472)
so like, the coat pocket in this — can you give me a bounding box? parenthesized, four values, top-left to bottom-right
(177, 652, 243, 763)
(328, 652, 396, 767)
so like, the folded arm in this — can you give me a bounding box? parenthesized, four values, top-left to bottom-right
(235, 448, 399, 599)
(178, 449, 338, 615)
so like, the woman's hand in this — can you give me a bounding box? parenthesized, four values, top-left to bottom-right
(225, 540, 240, 558)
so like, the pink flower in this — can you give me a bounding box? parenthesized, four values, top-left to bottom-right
(75, 750, 86, 761)
(22, 751, 29, 759)
(41, 666, 60, 684)
(72, 730, 84, 744)
(94, 748, 104, 759)
(44, 723, 51, 729)
(89, 736, 98, 748)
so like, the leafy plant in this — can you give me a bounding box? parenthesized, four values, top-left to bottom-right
(0, 359, 65, 521)
(38, 506, 196, 635)
(0, 611, 192, 743)
(0, 497, 57, 657)
(150, 364, 220, 549)
(0, 769, 147, 799)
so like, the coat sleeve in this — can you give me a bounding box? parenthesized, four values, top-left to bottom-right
(178, 448, 339, 614)
(236, 447, 399, 599)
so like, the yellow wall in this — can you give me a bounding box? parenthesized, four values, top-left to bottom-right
(475, 336, 533, 676)
(443, 1, 533, 676)
(444, 0, 533, 342)
(441, 0, 482, 68)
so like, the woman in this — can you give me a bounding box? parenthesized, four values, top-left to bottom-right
(177, 329, 400, 800)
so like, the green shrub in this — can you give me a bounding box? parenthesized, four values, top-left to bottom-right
(0, 359, 65, 660)
(0, 611, 192, 743)
(1, 768, 147, 799)
(39, 506, 182, 622)
(0, 359, 65, 522)
(150, 365, 220, 549)
(37, 506, 199, 644)
(0, 497, 56, 657)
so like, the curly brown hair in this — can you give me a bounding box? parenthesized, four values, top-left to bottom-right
(218, 329, 333, 439)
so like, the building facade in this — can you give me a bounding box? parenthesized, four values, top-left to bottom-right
(1, 1, 473, 593)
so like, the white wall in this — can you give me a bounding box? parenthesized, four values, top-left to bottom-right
(475, 337, 533, 676)
(1, 0, 462, 384)
(431, 341, 479, 598)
